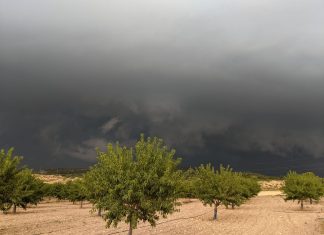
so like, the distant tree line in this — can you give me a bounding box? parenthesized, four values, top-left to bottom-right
(1, 135, 323, 235)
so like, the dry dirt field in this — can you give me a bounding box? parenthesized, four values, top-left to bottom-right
(259, 180, 284, 191)
(1, 193, 323, 235)
(33, 174, 74, 184)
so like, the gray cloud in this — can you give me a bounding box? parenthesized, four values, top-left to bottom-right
(101, 117, 119, 134)
(0, 0, 324, 175)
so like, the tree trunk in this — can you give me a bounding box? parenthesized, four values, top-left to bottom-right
(310, 198, 313, 204)
(98, 207, 102, 216)
(225, 204, 228, 209)
(231, 203, 235, 209)
(13, 204, 17, 214)
(213, 204, 218, 220)
(300, 200, 304, 209)
(128, 222, 133, 235)
(80, 200, 83, 208)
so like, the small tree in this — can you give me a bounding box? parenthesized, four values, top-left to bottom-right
(65, 179, 87, 208)
(10, 169, 44, 213)
(45, 182, 67, 201)
(0, 148, 44, 213)
(194, 164, 225, 220)
(0, 148, 22, 213)
(178, 168, 198, 199)
(283, 171, 324, 209)
(239, 176, 261, 202)
(84, 165, 107, 216)
(195, 165, 256, 219)
(90, 135, 182, 235)
(222, 172, 246, 209)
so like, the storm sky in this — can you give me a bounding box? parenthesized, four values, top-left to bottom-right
(1, 0, 324, 175)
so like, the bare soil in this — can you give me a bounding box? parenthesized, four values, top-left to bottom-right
(1, 194, 323, 235)
(33, 174, 74, 184)
(259, 180, 284, 191)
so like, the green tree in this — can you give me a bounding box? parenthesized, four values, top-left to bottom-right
(0, 148, 22, 212)
(178, 168, 198, 199)
(222, 172, 246, 209)
(283, 171, 324, 209)
(65, 179, 87, 208)
(89, 135, 182, 235)
(195, 164, 234, 220)
(45, 182, 67, 201)
(240, 176, 261, 201)
(195, 165, 258, 219)
(84, 165, 107, 216)
(226, 175, 260, 209)
(0, 148, 44, 213)
(10, 169, 44, 213)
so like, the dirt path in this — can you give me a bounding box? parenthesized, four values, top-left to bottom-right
(1, 195, 323, 235)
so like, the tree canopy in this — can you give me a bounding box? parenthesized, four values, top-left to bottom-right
(65, 179, 87, 208)
(0, 148, 44, 213)
(283, 171, 324, 209)
(195, 164, 260, 219)
(86, 135, 182, 235)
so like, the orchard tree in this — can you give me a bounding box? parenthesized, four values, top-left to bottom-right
(223, 174, 260, 209)
(66, 179, 87, 208)
(10, 169, 44, 213)
(178, 168, 198, 199)
(0, 148, 44, 213)
(0, 148, 22, 212)
(89, 135, 182, 235)
(195, 165, 251, 220)
(222, 172, 246, 209)
(195, 164, 230, 220)
(240, 177, 261, 201)
(40, 183, 53, 199)
(84, 164, 107, 216)
(283, 171, 324, 209)
(45, 182, 67, 201)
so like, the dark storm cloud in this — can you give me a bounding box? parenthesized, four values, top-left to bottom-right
(0, 0, 324, 175)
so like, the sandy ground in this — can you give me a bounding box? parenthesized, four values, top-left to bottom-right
(33, 174, 74, 184)
(1, 194, 323, 235)
(257, 190, 283, 196)
(259, 180, 284, 191)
